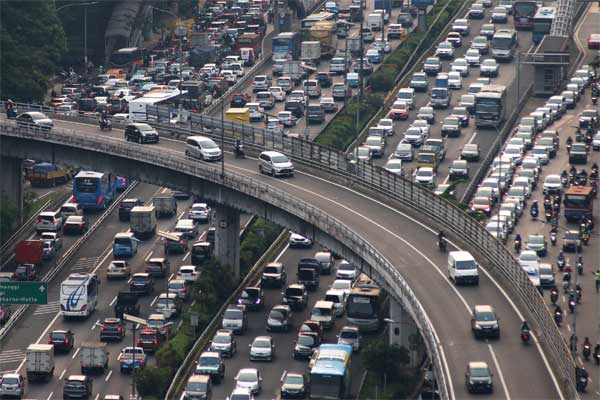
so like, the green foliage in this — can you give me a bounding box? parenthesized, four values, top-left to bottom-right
(0, 196, 17, 245)
(135, 367, 173, 398)
(239, 218, 282, 274)
(362, 339, 410, 383)
(1, 2, 66, 102)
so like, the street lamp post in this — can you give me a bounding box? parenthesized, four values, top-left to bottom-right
(55, 2, 98, 79)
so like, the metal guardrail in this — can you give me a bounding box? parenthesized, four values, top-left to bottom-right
(0, 122, 454, 400)
(166, 228, 289, 399)
(0, 180, 139, 343)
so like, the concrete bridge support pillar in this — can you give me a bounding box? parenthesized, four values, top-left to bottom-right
(388, 298, 425, 368)
(214, 205, 240, 282)
(0, 157, 24, 236)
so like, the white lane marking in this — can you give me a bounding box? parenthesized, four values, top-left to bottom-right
(94, 393, 100, 400)
(105, 369, 113, 382)
(59, 368, 66, 380)
(47, 392, 53, 400)
(91, 319, 100, 330)
(488, 344, 511, 400)
(71, 347, 80, 359)
(161, 187, 168, 193)
(168, 273, 174, 281)
(150, 296, 158, 307)
(468, 131, 478, 144)
(109, 295, 118, 306)
(567, 325, 572, 332)
(443, 175, 450, 185)
(182, 251, 191, 261)
(145, 250, 153, 261)
(178, 211, 186, 219)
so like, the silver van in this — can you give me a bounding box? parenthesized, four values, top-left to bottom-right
(314, 251, 334, 274)
(430, 87, 451, 108)
(306, 104, 325, 123)
(185, 136, 222, 161)
(258, 151, 294, 177)
(35, 211, 63, 233)
(59, 203, 83, 219)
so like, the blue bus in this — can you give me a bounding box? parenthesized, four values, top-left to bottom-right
(532, 7, 556, 44)
(73, 171, 117, 210)
(271, 32, 303, 61)
(309, 344, 353, 399)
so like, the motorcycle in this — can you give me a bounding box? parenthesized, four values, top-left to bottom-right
(561, 174, 569, 188)
(545, 209, 552, 222)
(550, 231, 557, 246)
(438, 237, 447, 252)
(576, 288, 582, 304)
(593, 96, 598, 105)
(521, 330, 531, 345)
(557, 257, 565, 271)
(581, 231, 590, 245)
(569, 297, 576, 313)
(554, 310, 563, 326)
(530, 206, 538, 219)
(577, 260, 584, 275)
(514, 239, 521, 253)
(6, 107, 17, 119)
(234, 143, 245, 158)
(595, 350, 600, 366)
(99, 118, 112, 131)
(550, 288, 559, 304)
(584, 344, 592, 361)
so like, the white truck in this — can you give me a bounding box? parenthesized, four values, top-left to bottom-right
(152, 194, 177, 218)
(301, 41, 321, 65)
(282, 61, 308, 84)
(130, 206, 157, 239)
(26, 344, 55, 382)
(347, 33, 362, 57)
(80, 342, 109, 374)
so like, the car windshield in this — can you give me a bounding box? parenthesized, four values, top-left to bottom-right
(454, 59, 467, 67)
(418, 169, 433, 177)
(357, 147, 370, 156)
(431, 89, 447, 99)
(169, 282, 185, 290)
(528, 236, 545, 245)
(224, 309, 242, 319)
(520, 253, 538, 261)
(482, 60, 496, 67)
(263, 266, 280, 274)
(2, 377, 19, 385)
(312, 307, 331, 316)
(508, 187, 524, 196)
(138, 124, 154, 132)
(474, 198, 489, 206)
(241, 289, 258, 299)
(200, 356, 219, 366)
(285, 287, 304, 297)
(271, 155, 289, 163)
(332, 281, 350, 290)
(475, 311, 496, 321)
(51, 332, 66, 339)
(366, 137, 381, 145)
(471, 367, 490, 378)
(213, 334, 230, 343)
(439, 42, 451, 49)
(253, 339, 270, 348)
(340, 329, 358, 338)
(285, 375, 304, 385)
(445, 118, 459, 126)
(582, 111, 597, 118)
(186, 382, 208, 392)
(297, 335, 315, 346)
(238, 371, 257, 382)
(338, 263, 354, 271)
(269, 310, 284, 320)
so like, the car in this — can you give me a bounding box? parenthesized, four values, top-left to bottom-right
(480, 23, 495, 39)
(129, 273, 154, 295)
(471, 36, 489, 55)
(118, 198, 143, 221)
(562, 230, 582, 252)
(423, 57, 441, 76)
(41, 239, 58, 260)
(319, 97, 337, 113)
(579, 109, 598, 128)
(435, 41, 454, 59)
(188, 203, 210, 223)
(231, 93, 251, 107)
(107, 260, 130, 280)
(531, 145, 549, 165)
(167, 279, 189, 301)
(185, 136, 222, 161)
(289, 233, 312, 248)
(210, 329, 237, 357)
(249, 335, 274, 361)
(373, 38, 391, 53)
(124, 123, 159, 144)
(430, 87, 451, 108)
(35, 211, 63, 233)
(353, 146, 372, 162)
(293, 333, 320, 360)
(99, 318, 125, 342)
(256, 91, 275, 109)
(417, 106, 435, 124)
(363, 136, 386, 157)
(252, 75, 271, 92)
(480, 59, 498, 77)
(526, 234, 547, 257)
(365, 48, 382, 64)
(195, 351, 225, 382)
(471, 305, 499, 339)
(316, 72, 333, 88)
(261, 262, 286, 287)
(222, 305, 248, 334)
(335, 260, 357, 281)
(395, 142, 414, 160)
(447, 71, 462, 89)
(353, 58, 373, 74)
(396, 12, 413, 27)
(539, 263, 555, 289)
(0, 306, 12, 325)
(449, 160, 469, 180)
(414, 167, 435, 187)
(267, 304, 292, 332)
(412, 119, 430, 136)
(48, 329, 74, 352)
(451, 58, 469, 77)
(276, 111, 297, 128)
(337, 325, 361, 352)
(331, 83, 351, 100)
(491, 6, 508, 23)
(470, 196, 492, 215)
(280, 372, 308, 399)
(235, 368, 262, 395)
(594, 133, 600, 151)
(409, 72, 429, 91)
(384, 159, 403, 176)
(330, 278, 352, 297)
(145, 257, 170, 278)
(63, 375, 92, 399)
(468, 3, 485, 19)
(451, 107, 469, 127)
(163, 232, 187, 255)
(282, 283, 308, 310)
(388, 100, 409, 120)
(248, 102, 265, 122)
(403, 127, 426, 146)
(184, 374, 212, 399)
(446, 32, 462, 48)
(237, 287, 264, 311)
(14, 264, 37, 281)
(266, 118, 284, 135)
(15, 111, 53, 130)
(258, 151, 294, 177)
(452, 18, 470, 36)
(466, 362, 493, 393)
(441, 116, 461, 138)
(377, 118, 394, 136)
(228, 387, 254, 400)
(269, 86, 286, 102)
(588, 33, 600, 49)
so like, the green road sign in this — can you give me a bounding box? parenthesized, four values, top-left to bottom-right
(0, 282, 48, 305)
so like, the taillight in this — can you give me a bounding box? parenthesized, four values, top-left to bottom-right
(179, 240, 184, 244)
(97, 195, 103, 205)
(36, 218, 41, 224)
(48, 338, 52, 344)
(81, 304, 87, 311)
(117, 326, 122, 332)
(71, 196, 77, 203)
(182, 287, 186, 292)
(100, 326, 105, 331)
(153, 340, 158, 345)
(64, 339, 69, 345)
(137, 340, 142, 346)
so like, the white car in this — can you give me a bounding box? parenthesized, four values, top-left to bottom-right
(450, 58, 469, 77)
(235, 368, 262, 395)
(411, 119, 430, 136)
(377, 118, 394, 136)
(384, 159, 403, 175)
(330, 279, 352, 297)
(372, 38, 391, 53)
(252, 75, 271, 92)
(435, 41, 455, 59)
(543, 174, 562, 195)
(247, 102, 264, 122)
(277, 111, 297, 127)
(188, 203, 210, 223)
(465, 49, 481, 66)
(319, 97, 337, 113)
(519, 250, 539, 270)
(269, 86, 286, 102)
(414, 167, 435, 187)
(335, 260, 357, 281)
(404, 126, 426, 146)
(289, 232, 312, 247)
(531, 145, 550, 165)
(258, 151, 294, 177)
(177, 265, 200, 282)
(447, 71, 462, 89)
(480, 59, 499, 77)
(395, 142, 414, 160)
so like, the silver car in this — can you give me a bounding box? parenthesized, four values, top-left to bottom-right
(235, 368, 262, 395)
(337, 326, 361, 351)
(395, 142, 414, 160)
(249, 336, 274, 361)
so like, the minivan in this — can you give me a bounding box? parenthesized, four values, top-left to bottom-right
(314, 251, 334, 274)
(430, 87, 451, 108)
(185, 136, 222, 161)
(447, 251, 479, 285)
(113, 232, 139, 258)
(324, 289, 346, 317)
(396, 88, 415, 109)
(35, 211, 63, 233)
(59, 203, 83, 219)
(306, 104, 325, 123)
(311, 300, 335, 330)
(258, 151, 294, 177)
(303, 80, 321, 98)
(145, 257, 170, 278)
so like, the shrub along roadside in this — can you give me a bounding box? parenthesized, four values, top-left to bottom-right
(135, 218, 282, 398)
(315, 0, 463, 151)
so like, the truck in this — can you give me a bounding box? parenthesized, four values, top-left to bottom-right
(416, 146, 442, 171)
(129, 206, 157, 239)
(152, 194, 177, 218)
(27, 163, 72, 187)
(114, 291, 140, 318)
(424, 138, 447, 161)
(374, 0, 392, 12)
(225, 108, 250, 125)
(309, 22, 337, 58)
(282, 60, 308, 84)
(26, 344, 55, 382)
(301, 41, 321, 65)
(347, 33, 362, 57)
(15, 240, 43, 266)
(80, 342, 109, 374)
(118, 347, 147, 373)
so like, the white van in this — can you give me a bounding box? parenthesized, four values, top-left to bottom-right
(447, 251, 479, 285)
(324, 289, 346, 317)
(311, 300, 335, 330)
(396, 88, 415, 109)
(59, 203, 84, 219)
(314, 251, 334, 274)
(185, 136, 222, 162)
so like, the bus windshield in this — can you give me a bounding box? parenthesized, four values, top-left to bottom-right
(311, 375, 342, 399)
(347, 295, 376, 318)
(492, 37, 513, 50)
(564, 195, 589, 208)
(75, 177, 99, 193)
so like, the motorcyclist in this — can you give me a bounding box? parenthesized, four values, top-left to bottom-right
(595, 344, 600, 365)
(567, 136, 573, 146)
(437, 231, 447, 251)
(570, 333, 578, 352)
(577, 367, 589, 392)
(592, 162, 599, 173)
(530, 200, 539, 218)
(594, 269, 600, 292)
(576, 283, 583, 303)
(521, 320, 530, 333)
(234, 139, 244, 157)
(514, 233, 522, 252)
(550, 285, 559, 304)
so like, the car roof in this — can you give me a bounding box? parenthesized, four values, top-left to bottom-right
(474, 305, 494, 313)
(260, 150, 285, 157)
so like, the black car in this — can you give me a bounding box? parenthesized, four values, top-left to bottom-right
(298, 258, 321, 274)
(396, 12, 413, 27)
(99, 318, 125, 342)
(237, 286, 264, 311)
(282, 284, 308, 310)
(118, 198, 144, 221)
(316, 72, 333, 88)
(285, 101, 305, 118)
(470, 305, 500, 339)
(137, 328, 162, 353)
(129, 273, 154, 295)
(261, 262, 286, 288)
(293, 333, 320, 360)
(0, 305, 12, 324)
(465, 362, 493, 394)
(297, 268, 319, 291)
(63, 375, 93, 399)
(48, 330, 74, 352)
(562, 230, 582, 252)
(206, 227, 216, 246)
(267, 305, 292, 332)
(14, 264, 38, 281)
(281, 372, 309, 399)
(63, 216, 89, 235)
(124, 123, 159, 144)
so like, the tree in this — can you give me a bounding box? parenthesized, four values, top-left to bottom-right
(1, 2, 66, 102)
(362, 339, 410, 383)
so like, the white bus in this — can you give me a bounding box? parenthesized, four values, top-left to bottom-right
(491, 28, 518, 61)
(60, 273, 99, 318)
(128, 88, 187, 121)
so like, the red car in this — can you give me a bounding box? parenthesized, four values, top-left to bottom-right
(388, 100, 409, 120)
(588, 34, 600, 49)
(470, 196, 492, 216)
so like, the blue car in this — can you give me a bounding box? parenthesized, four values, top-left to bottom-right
(366, 49, 382, 64)
(116, 176, 129, 192)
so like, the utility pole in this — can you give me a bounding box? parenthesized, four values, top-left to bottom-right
(357, 0, 364, 134)
(131, 323, 137, 400)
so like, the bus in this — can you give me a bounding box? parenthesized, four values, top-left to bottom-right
(475, 85, 507, 128)
(110, 47, 145, 67)
(346, 275, 386, 332)
(272, 32, 303, 61)
(60, 273, 99, 318)
(309, 344, 353, 399)
(513, 0, 537, 29)
(73, 171, 117, 210)
(128, 88, 188, 121)
(491, 28, 518, 61)
(564, 186, 594, 222)
(532, 7, 557, 44)
(301, 11, 336, 30)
